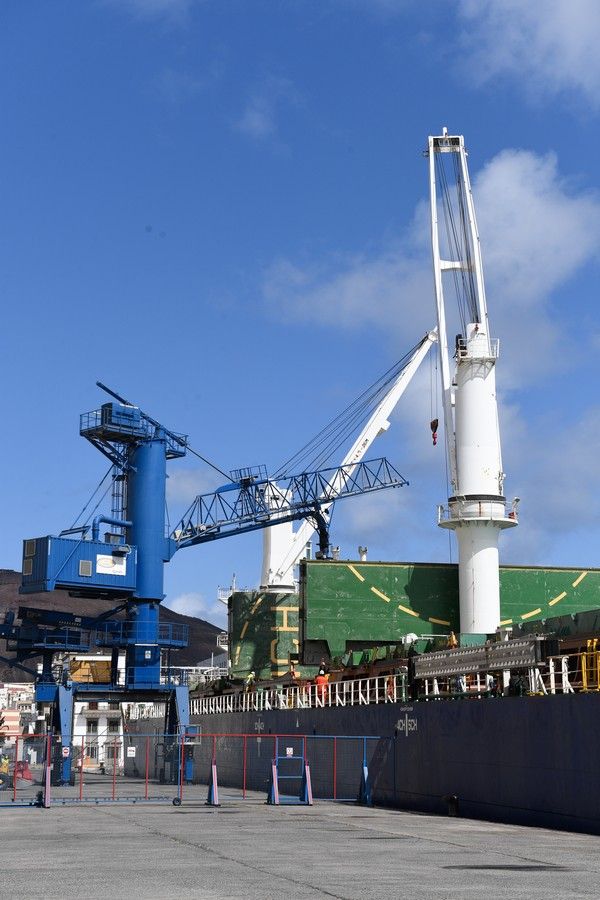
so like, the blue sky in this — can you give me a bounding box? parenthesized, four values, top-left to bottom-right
(2, 0, 599, 628)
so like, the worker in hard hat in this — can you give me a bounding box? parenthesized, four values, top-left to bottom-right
(245, 670, 255, 693)
(315, 669, 328, 703)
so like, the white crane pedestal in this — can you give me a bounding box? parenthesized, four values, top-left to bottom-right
(428, 127, 519, 637)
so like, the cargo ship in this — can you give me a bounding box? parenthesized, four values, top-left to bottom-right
(127, 129, 600, 834)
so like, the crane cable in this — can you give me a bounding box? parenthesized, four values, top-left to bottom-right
(435, 153, 479, 333)
(69, 466, 114, 530)
(275, 339, 426, 479)
(185, 444, 230, 481)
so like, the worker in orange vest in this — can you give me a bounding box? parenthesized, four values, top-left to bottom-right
(315, 669, 328, 702)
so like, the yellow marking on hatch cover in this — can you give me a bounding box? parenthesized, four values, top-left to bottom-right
(348, 564, 365, 582)
(371, 586, 390, 603)
(549, 591, 567, 607)
(572, 572, 588, 588)
(398, 603, 420, 618)
(500, 619, 513, 626)
(234, 644, 241, 665)
(521, 607, 542, 620)
(250, 595, 263, 615)
(428, 616, 450, 626)
(240, 621, 249, 639)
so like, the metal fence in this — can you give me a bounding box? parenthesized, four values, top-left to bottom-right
(0, 730, 390, 808)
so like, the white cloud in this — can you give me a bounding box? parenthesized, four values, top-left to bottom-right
(263, 147, 600, 387)
(475, 150, 600, 385)
(500, 402, 600, 565)
(264, 251, 432, 333)
(262, 145, 600, 566)
(233, 77, 299, 143)
(458, 0, 600, 109)
(164, 590, 226, 627)
(166, 466, 221, 504)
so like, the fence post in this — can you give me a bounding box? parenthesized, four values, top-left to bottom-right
(358, 736, 372, 807)
(145, 736, 149, 801)
(206, 736, 220, 807)
(13, 736, 19, 803)
(243, 735, 247, 799)
(79, 734, 84, 801)
(44, 734, 52, 808)
(112, 739, 117, 801)
(178, 732, 185, 803)
(333, 737, 337, 801)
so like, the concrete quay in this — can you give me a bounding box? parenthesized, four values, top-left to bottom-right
(2, 792, 599, 899)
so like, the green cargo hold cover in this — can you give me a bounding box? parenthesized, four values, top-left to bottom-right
(228, 560, 600, 677)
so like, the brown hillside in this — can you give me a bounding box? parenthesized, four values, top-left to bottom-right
(0, 569, 222, 682)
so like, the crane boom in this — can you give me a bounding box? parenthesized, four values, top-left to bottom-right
(261, 330, 437, 588)
(427, 127, 517, 634)
(172, 457, 408, 551)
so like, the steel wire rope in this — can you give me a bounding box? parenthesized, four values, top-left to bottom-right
(274, 341, 424, 479)
(51, 472, 117, 584)
(453, 153, 479, 323)
(69, 465, 114, 530)
(185, 444, 230, 481)
(284, 379, 391, 474)
(436, 154, 468, 334)
(451, 151, 478, 326)
(79, 476, 115, 530)
(274, 369, 402, 479)
(437, 154, 474, 334)
(302, 346, 425, 470)
(274, 351, 417, 476)
(302, 387, 389, 473)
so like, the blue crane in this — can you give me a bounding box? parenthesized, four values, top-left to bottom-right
(1, 383, 407, 783)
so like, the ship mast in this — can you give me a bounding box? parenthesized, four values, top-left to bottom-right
(427, 128, 518, 634)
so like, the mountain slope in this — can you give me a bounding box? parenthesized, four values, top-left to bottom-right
(0, 569, 222, 682)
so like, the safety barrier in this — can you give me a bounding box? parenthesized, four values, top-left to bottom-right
(0, 730, 389, 809)
(0, 733, 49, 807)
(173, 732, 388, 804)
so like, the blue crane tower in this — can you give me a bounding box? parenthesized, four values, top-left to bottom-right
(1, 383, 407, 783)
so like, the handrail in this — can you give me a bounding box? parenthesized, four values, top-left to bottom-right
(187, 672, 407, 717)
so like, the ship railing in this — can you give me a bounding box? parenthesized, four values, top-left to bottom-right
(188, 672, 407, 716)
(127, 701, 166, 720)
(419, 652, 590, 699)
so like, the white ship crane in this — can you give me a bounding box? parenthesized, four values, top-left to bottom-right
(260, 330, 438, 591)
(427, 127, 518, 634)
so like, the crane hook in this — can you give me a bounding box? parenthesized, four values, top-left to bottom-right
(430, 418, 438, 446)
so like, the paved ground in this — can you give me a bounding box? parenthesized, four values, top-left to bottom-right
(2, 791, 599, 899)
